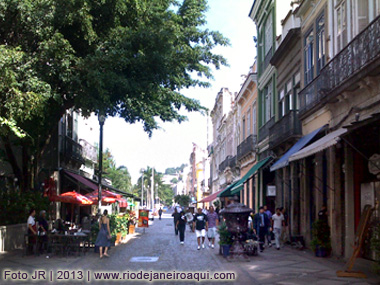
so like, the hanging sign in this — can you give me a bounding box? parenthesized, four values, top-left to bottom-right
(267, 185, 276, 196)
(138, 209, 149, 228)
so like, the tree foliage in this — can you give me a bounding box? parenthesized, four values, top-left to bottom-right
(174, 194, 190, 207)
(0, 0, 228, 191)
(134, 167, 174, 206)
(101, 149, 132, 193)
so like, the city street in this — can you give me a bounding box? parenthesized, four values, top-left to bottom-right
(0, 211, 378, 284)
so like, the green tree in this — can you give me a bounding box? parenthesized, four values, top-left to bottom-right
(100, 149, 132, 193)
(134, 167, 174, 206)
(174, 194, 191, 207)
(0, 0, 228, 191)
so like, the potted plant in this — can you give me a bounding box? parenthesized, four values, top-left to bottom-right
(311, 219, 332, 257)
(217, 221, 233, 257)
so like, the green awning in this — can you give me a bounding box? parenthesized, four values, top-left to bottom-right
(218, 181, 240, 198)
(230, 157, 272, 195)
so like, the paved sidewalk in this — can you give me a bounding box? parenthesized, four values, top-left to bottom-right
(0, 213, 379, 284)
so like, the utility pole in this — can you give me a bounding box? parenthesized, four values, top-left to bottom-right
(151, 168, 154, 209)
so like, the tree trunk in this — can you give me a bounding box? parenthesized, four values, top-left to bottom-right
(0, 135, 22, 188)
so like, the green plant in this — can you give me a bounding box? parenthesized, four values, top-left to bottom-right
(0, 190, 50, 226)
(311, 219, 332, 252)
(217, 221, 233, 246)
(370, 223, 380, 274)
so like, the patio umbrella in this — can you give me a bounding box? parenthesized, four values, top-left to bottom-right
(49, 191, 94, 205)
(118, 198, 129, 208)
(49, 191, 93, 223)
(85, 189, 121, 204)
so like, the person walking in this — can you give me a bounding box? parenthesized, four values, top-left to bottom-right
(272, 208, 285, 250)
(176, 211, 187, 245)
(280, 207, 289, 245)
(158, 208, 163, 220)
(95, 210, 111, 259)
(263, 205, 273, 247)
(172, 208, 181, 235)
(206, 206, 219, 249)
(193, 208, 208, 250)
(253, 207, 271, 252)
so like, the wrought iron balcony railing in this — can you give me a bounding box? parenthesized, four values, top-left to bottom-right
(237, 135, 257, 161)
(219, 155, 237, 172)
(258, 117, 275, 143)
(61, 135, 85, 164)
(269, 110, 301, 149)
(299, 15, 380, 116)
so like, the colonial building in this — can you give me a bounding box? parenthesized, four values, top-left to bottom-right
(262, 0, 380, 261)
(249, 0, 294, 212)
(232, 63, 259, 210)
(208, 88, 239, 206)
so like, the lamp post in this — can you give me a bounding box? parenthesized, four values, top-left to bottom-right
(98, 113, 106, 215)
(151, 168, 154, 209)
(141, 168, 145, 208)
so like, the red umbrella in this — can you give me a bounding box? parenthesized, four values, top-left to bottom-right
(118, 198, 128, 208)
(85, 189, 121, 204)
(49, 191, 94, 205)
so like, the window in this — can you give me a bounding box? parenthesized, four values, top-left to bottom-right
(247, 109, 251, 136)
(293, 73, 301, 110)
(252, 104, 257, 135)
(264, 13, 273, 56)
(352, 0, 369, 36)
(316, 13, 326, 75)
(304, 29, 314, 85)
(264, 82, 273, 123)
(242, 117, 246, 140)
(336, 0, 348, 52)
(375, 0, 380, 17)
(279, 89, 285, 118)
(286, 80, 292, 112)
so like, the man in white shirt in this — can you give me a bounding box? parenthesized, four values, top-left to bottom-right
(271, 208, 285, 250)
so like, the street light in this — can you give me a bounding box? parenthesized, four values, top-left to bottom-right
(141, 168, 145, 208)
(98, 113, 106, 215)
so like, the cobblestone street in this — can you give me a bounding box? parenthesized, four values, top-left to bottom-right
(0, 212, 379, 284)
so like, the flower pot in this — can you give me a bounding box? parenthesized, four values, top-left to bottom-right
(129, 225, 135, 234)
(221, 244, 231, 258)
(115, 233, 122, 245)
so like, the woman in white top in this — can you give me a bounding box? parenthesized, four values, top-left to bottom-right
(27, 209, 37, 235)
(27, 209, 37, 253)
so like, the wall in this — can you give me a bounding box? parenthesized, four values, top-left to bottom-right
(0, 223, 27, 252)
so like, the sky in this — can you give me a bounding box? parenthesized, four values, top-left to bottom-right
(79, 0, 257, 184)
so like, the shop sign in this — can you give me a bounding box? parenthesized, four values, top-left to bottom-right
(138, 209, 149, 228)
(267, 185, 276, 196)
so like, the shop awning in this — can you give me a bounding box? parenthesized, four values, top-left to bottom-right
(289, 128, 347, 162)
(218, 181, 239, 198)
(230, 157, 272, 195)
(270, 125, 326, 172)
(63, 170, 98, 191)
(198, 189, 223, 203)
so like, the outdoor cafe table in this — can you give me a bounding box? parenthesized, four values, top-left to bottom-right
(25, 233, 89, 257)
(48, 233, 89, 257)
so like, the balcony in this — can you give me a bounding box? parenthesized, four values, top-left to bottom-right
(269, 111, 301, 149)
(237, 135, 257, 161)
(299, 15, 380, 117)
(258, 117, 275, 143)
(61, 136, 85, 164)
(219, 155, 237, 172)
